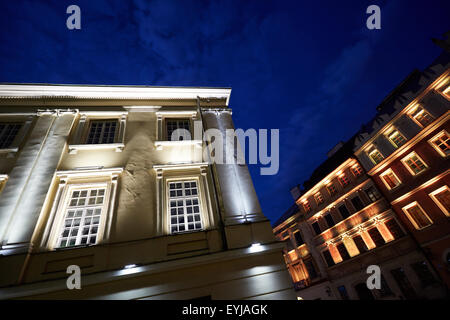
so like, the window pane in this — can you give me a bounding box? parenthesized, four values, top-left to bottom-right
(304, 259, 318, 279)
(294, 231, 304, 246)
(86, 120, 118, 144)
(433, 188, 450, 214)
(323, 249, 335, 267)
(166, 119, 191, 141)
(168, 180, 202, 234)
(368, 227, 385, 247)
(365, 186, 382, 202)
(324, 213, 335, 228)
(353, 235, 368, 254)
(432, 132, 450, 156)
(0, 123, 22, 149)
(405, 204, 432, 229)
(337, 243, 350, 261)
(384, 219, 405, 240)
(312, 221, 321, 235)
(338, 204, 350, 219)
(351, 196, 364, 212)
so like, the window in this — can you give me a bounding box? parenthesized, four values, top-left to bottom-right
(294, 231, 304, 246)
(380, 169, 401, 190)
(429, 130, 450, 157)
(365, 186, 382, 202)
(304, 259, 318, 279)
(311, 221, 321, 235)
(0, 122, 22, 149)
(324, 212, 335, 228)
(378, 275, 393, 297)
(351, 196, 364, 212)
(401, 152, 428, 175)
(166, 119, 191, 141)
(384, 219, 405, 240)
(57, 188, 106, 248)
(387, 130, 407, 148)
(337, 285, 349, 300)
(351, 164, 363, 177)
(411, 261, 436, 287)
(168, 180, 202, 233)
(336, 243, 350, 261)
(338, 174, 350, 187)
(314, 192, 324, 205)
(327, 183, 337, 197)
(86, 120, 118, 144)
(338, 204, 350, 219)
(409, 105, 434, 128)
(322, 249, 335, 267)
(286, 238, 294, 252)
(402, 202, 433, 230)
(368, 148, 384, 165)
(354, 283, 374, 300)
(303, 200, 311, 213)
(440, 82, 450, 99)
(368, 227, 385, 247)
(353, 235, 368, 254)
(390, 268, 417, 299)
(429, 186, 450, 216)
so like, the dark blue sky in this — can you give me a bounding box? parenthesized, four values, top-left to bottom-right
(0, 1, 449, 223)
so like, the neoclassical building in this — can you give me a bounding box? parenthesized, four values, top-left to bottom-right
(0, 84, 295, 300)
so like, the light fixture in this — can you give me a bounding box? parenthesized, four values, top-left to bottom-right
(124, 264, 137, 269)
(249, 243, 263, 253)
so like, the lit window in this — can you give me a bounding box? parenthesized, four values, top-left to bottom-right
(368, 148, 384, 165)
(311, 221, 321, 235)
(351, 164, 363, 177)
(387, 130, 407, 148)
(322, 249, 335, 267)
(327, 183, 337, 196)
(409, 105, 434, 128)
(401, 152, 427, 175)
(429, 186, 450, 217)
(338, 174, 350, 187)
(338, 204, 350, 219)
(166, 119, 191, 141)
(336, 243, 350, 261)
(384, 219, 405, 240)
(402, 202, 433, 230)
(293, 230, 304, 247)
(324, 212, 335, 228)
(0, 122, 22, 149)
(353, 235, 368, 254)
(365, 186, 382, 202)
(86, 120, 118, 144)
(314, 192, 324, 205)
(380, 169, 401, 190)
(303, 200, 311, 213)
(168, 180, 202, 233)
(429, 130, 450, 157)
(57, 188, 106, 248)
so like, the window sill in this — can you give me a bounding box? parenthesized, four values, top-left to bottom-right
(155, 140, 202, 150)
(68, 143, 125, 154)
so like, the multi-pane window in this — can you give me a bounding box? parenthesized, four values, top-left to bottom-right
(368, 148, 384, 165)
(411, 261, 436, 287)
(387, 130, 407, 148)
(324, 212, 335, 228)
(429, 186, 450, 216)
(314, 192, 324, 205)
(86, 120, 118, 144)
(57, 188, 105, 248)
(365, 186, 382, 202)
(338, 204, 350, 219)
(351, 196, 364, 212)
(402, 202, 433, 229)
(430, 131, 450, 157)
(322, 249, 335, 267)
(351, 164, 363, 177)
(327, 183, 337, 197)
(303, 200, 311, 213)
(368, 227, 385, 247)
(338, 174, 350, 187)
(311, 221, 321, 235)
(353, 235, 368, 254)
(402, 152, 427, 175)
(0, 122, 22, 149)
(168, 180, 202, 233)
(294, 231, 304, 246)
(166, 119, 191, 141)
(384, 219, 405, 240)
(410, 106, 434, 128)
(336, 243, 350, 261)
(380, 169, 401, 190)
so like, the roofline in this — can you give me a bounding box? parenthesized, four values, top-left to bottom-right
(0, 83, 232, 106)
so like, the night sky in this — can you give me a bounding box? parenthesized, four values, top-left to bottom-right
(0, 1, 449, 224)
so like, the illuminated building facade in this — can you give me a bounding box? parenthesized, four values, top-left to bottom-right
(0, 84, 295, 300)
(274, 43, 449, 300)
(354, 52, 450, 289)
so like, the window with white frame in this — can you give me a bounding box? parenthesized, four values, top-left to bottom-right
(166, 119, 191, 141)
(401, 152, 428, 175)
(429, 130, 449, 157)
(0, 122, 22, 149)
(402, 202, 433, 230)
(168, 180, 202, 233)
(86, 120, 118, 144)
(387, 129, 407, 148)
(429, 186, 450, 217)
(57, 188, 106, 248)
(368, 147, 384, 165)
(409, 105, 434, 128)
(380, 169, 402, 190)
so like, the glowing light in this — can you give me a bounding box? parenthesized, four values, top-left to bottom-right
(249, 243, 263, 253)
(124, 264, 137, 269)
(297, 297, 303, 300)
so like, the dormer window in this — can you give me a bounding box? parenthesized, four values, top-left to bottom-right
(387, 129, 407, 148)
(368, 147, 384, 165)
(409, 105, 434, 128)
